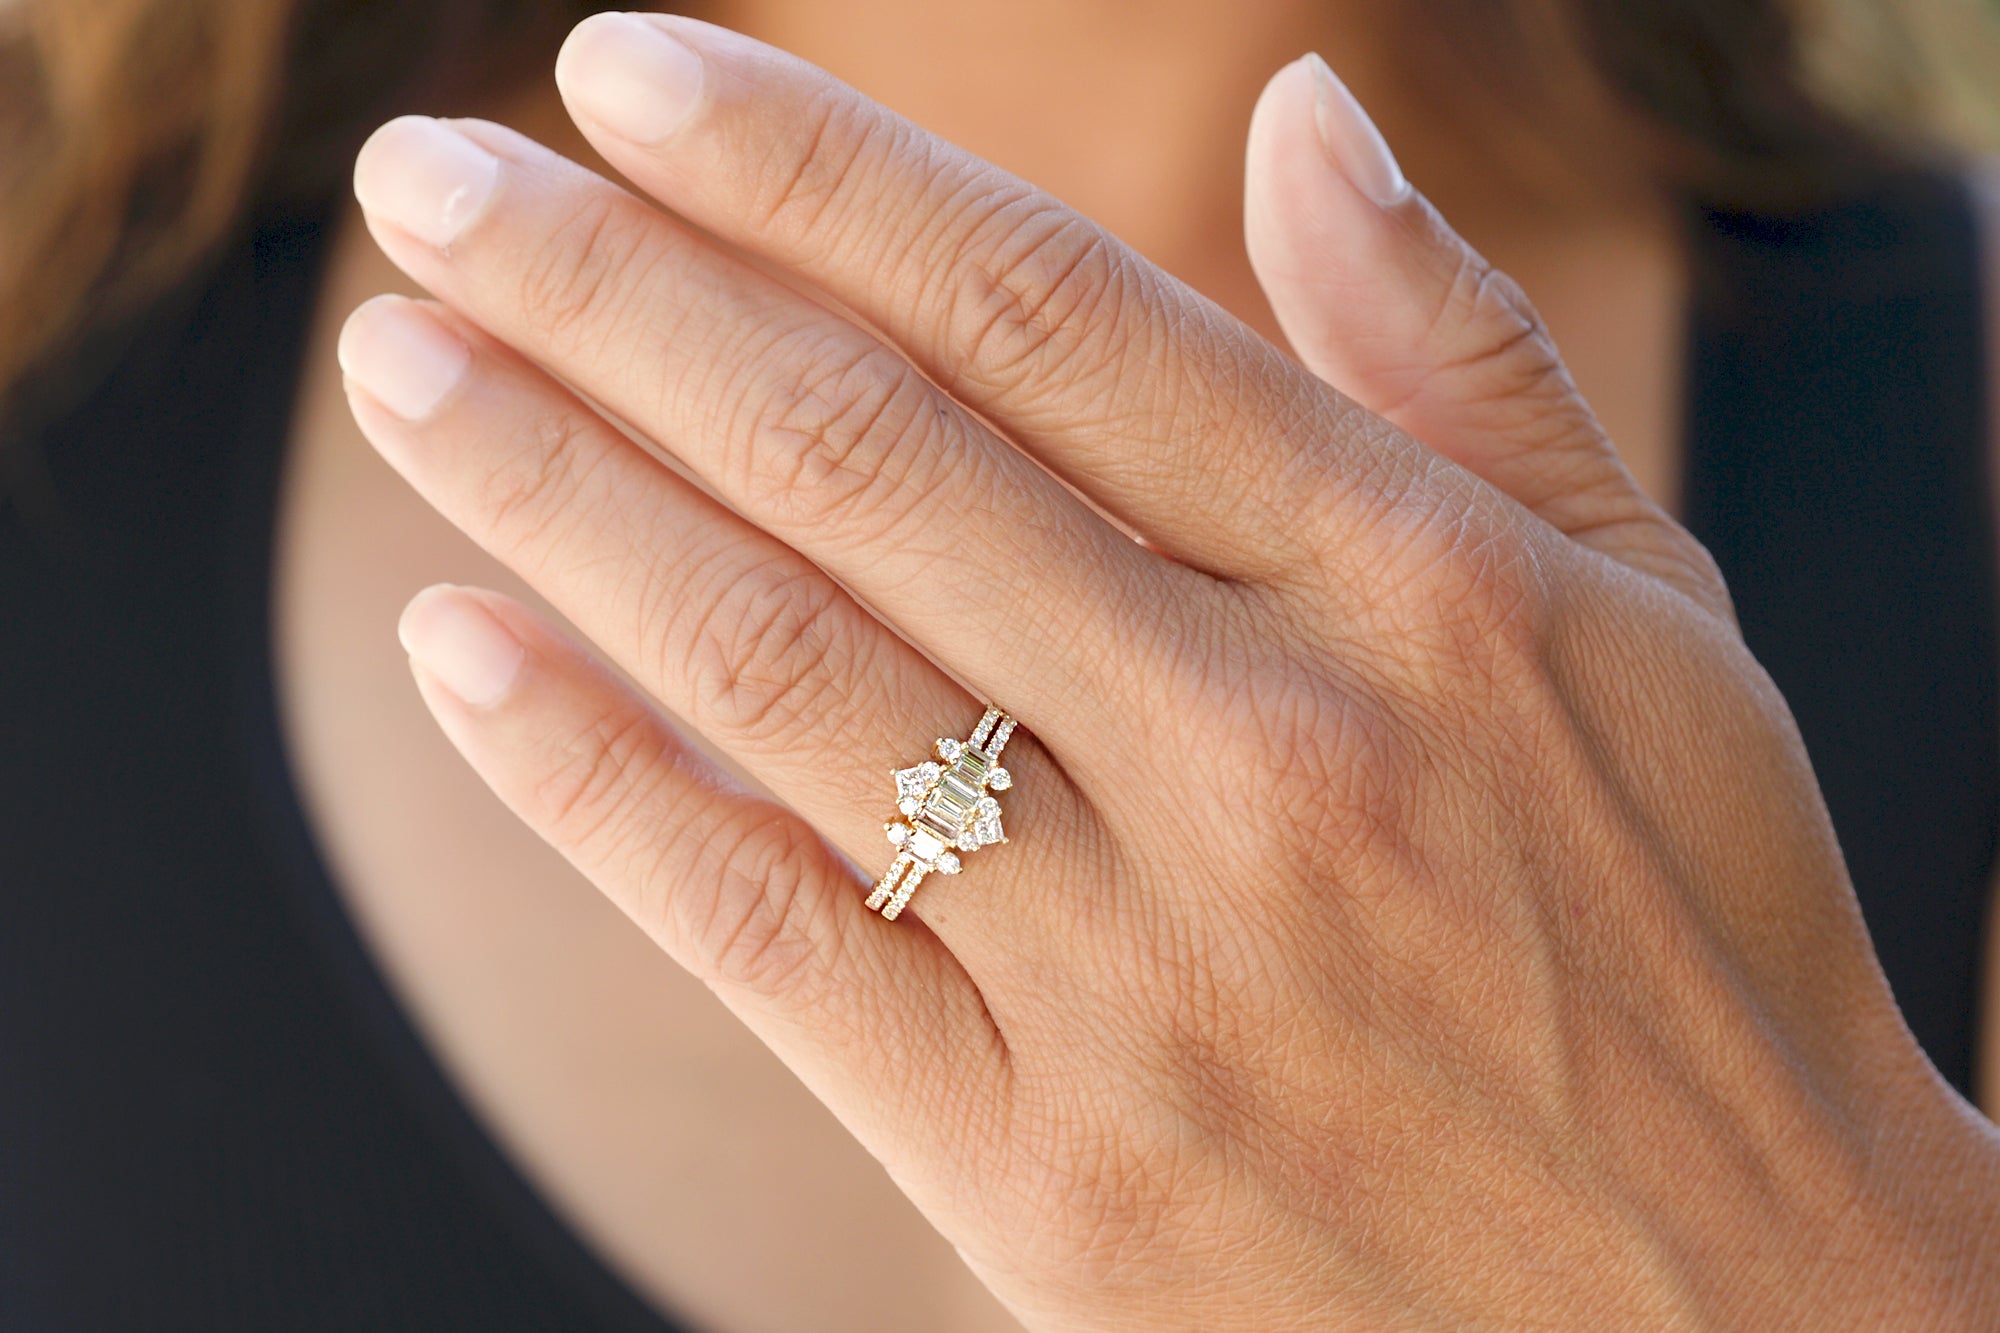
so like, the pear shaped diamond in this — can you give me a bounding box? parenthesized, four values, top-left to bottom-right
(871, 708, 1019, 919)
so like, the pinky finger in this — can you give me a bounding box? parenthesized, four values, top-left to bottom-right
(395, 582, 1008, 1163)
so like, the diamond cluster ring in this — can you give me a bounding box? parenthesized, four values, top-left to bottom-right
(866, 705, 1017, 921)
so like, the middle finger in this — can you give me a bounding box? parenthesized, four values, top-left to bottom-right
(352, 114, 1187, 751)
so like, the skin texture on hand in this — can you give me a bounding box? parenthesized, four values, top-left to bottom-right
(335, 14, 2000, 1330)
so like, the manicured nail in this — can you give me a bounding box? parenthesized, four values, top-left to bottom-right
(337, 295, 470, 422)
(399, 586, 526, 708)
(353, 115, 499, 249)
(1305, 54, 1410, 208)
(556, 12, 706, 144)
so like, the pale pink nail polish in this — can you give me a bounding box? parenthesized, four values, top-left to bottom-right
(556, 13, 706, 144)
(398, 587, 526, 708)
(337, 296, 471, 422)
(353, 115, 499, 249)
(1306, 53, 1410, 208)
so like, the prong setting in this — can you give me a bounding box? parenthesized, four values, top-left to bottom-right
(868, 707, 1018, 920)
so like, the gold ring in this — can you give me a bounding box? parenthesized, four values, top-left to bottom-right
(867, 705, 1017, 920)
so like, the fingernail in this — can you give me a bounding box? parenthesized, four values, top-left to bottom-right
(556, 12, 706, 144)
(399, 586, 526, 708)
(353, 115, 499, 249)
(1305, 54, 1409, 208)
(337, 295, 471, 422)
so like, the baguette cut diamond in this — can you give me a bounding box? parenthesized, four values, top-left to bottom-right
(869, 706, 1019, 920)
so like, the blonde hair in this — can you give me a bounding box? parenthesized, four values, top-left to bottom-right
(0, 0, 598, 433)
(1, 0, 290, 429)
(1796, 0, 2000, 154)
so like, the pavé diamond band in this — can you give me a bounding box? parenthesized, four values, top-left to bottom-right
(866, 705, 1017, 921)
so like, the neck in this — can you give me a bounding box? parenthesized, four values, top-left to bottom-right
(702, 0, 1385, 339)
(498, 2, 1667, 342)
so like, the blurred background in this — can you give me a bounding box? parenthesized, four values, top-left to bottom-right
(4, 3, 2000, 1330)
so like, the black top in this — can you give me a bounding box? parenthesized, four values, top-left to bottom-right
(1, 173, 1993, 1328)
(1684, 171, 1998, 1092)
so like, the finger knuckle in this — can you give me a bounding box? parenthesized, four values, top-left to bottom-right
(532, 700, 672, 862)
(1325, 443, 1552, 641)
(681, 807, 833, 993)
(748, 83, 882, 238)
(517, 193, 657, 363)
(1176, 642, 1417, 876)
(678, 558, 853, 745)
(481, 409, 612, 556)
(744, 331, 953, 533)
(941, 200, 1136, 398)
(1366, 511, 1554, 694)
(1421, 252, 1566, 405)
(1419, 505, 1549, 627)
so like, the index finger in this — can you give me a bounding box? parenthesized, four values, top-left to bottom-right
(552, 12, 1360, 580)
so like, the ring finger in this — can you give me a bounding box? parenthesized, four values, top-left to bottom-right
(396, 582, 1011, 1200)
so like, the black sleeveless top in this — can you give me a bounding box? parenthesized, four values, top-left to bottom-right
(1, 174, 1993, 1328)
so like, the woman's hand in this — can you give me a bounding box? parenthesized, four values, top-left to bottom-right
(336, 15, 2000, 1328)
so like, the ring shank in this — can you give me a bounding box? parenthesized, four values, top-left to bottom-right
(867, 706, 1016, 920)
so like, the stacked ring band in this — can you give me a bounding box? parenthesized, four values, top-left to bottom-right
(867, 705, 1017, 920)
